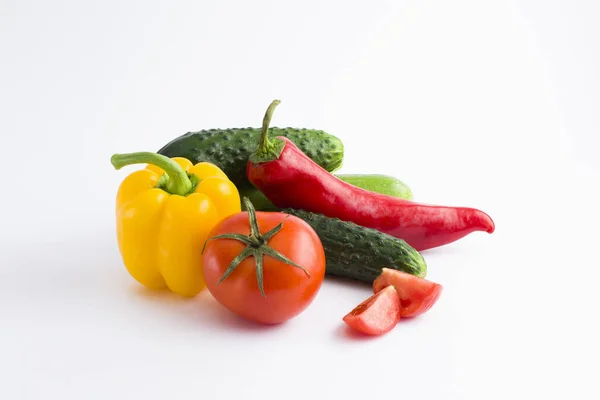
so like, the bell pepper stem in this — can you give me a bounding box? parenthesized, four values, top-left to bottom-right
(111, 152, 192, 196)
(257, 99, 281, 156)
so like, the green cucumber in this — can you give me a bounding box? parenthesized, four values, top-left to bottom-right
(282, 209, 427, 283)
(157, 127, 344, 190)
(241, 174, 414, 211)
(238, 186, 280, 211)
(337, 174, 413, 201)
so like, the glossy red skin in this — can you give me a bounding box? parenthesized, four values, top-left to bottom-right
(373, 268, 443, 318)
(202, 211, 326, 325)
(343, 286, 401, 336)
(247, 137, 495, 251)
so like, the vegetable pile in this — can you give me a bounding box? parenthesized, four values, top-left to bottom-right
(111, 100, 494, 337)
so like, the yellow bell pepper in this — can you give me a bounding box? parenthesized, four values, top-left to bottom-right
(110, 152, 241, 297)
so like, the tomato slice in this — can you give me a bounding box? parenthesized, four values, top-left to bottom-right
(342, 286, 401, 336)
(373, 268, 443, 318)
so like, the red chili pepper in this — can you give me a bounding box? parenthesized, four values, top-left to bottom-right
(246, 100, 495, 251)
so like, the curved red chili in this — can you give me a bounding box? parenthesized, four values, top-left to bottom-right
(246, 100, 495, 251)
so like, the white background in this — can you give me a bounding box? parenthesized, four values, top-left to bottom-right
(1, 1, 599, 399)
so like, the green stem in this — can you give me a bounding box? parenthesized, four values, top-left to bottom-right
(110, 152, 192, 196)
(257, 99, 281, 155)
(203, 197, 310, 297)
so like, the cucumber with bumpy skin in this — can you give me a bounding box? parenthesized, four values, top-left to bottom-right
(282, 208, 427, 283)
(240, 174, 414, 211)
(157, 127, 344, 190)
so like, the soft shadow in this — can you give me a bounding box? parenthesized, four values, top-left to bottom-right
(334, 323, 385, 341)
(131, 285, 286, 333)
(396, 316, 420, 326)
(132, 285, 197, 306)
(324, 275, 373, 290)
(195, 291, 288, 333)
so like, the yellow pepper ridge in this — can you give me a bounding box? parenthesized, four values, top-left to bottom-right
(111, 151, 241, 297)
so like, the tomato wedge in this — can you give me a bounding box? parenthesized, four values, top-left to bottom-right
(373, 268, 443, 318)
(342, 286, 401, 336)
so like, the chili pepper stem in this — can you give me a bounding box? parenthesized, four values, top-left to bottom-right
(249, 100, 287, 164)
(111, 152, 193, 196)
(257, 100, 280, 155)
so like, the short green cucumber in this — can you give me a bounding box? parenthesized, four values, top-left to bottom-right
(337, 174, 413, 201)
(241, 174, 414, 211)
(238, 186, 280, 211)
(282, 208, 427, 283)
(157, 127, 344, 190)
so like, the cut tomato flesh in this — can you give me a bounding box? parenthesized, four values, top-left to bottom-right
(373, 268, 443, 318)
(342, 285, 401, 336)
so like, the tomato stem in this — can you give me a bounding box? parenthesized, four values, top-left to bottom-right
(202, 197, 310, 297)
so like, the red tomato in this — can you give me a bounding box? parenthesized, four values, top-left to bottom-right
(373, 268, 443, 318)
(202, 209, 326, 325)
(342, 286, 401, 336)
